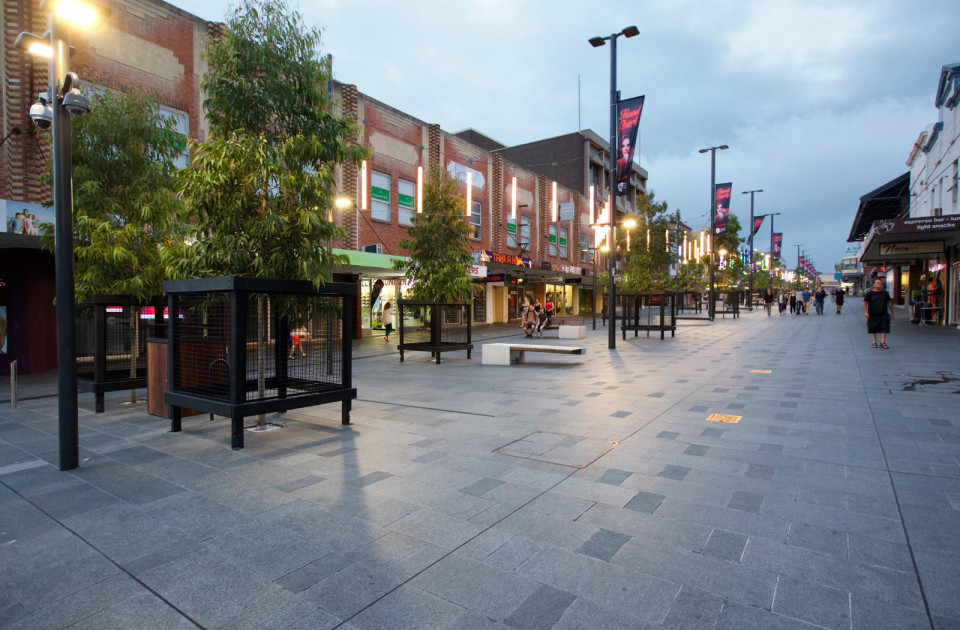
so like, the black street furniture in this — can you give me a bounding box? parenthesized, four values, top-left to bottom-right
(397, 300, 473, 364)
(163, 276, 356, 449)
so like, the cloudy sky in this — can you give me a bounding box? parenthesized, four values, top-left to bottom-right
(170, 0, 958, 271)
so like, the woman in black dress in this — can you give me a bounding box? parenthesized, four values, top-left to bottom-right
(863, 278, 894, 348)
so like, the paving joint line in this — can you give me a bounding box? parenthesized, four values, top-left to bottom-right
(851, 336, 937, 630)
(354, 399, 496, 418)
(0, 477, 207, 630)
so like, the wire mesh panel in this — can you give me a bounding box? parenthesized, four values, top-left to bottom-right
(163, 277, 357, 450)
(171, 292, 232, 402)
(620, 292, 677, 340)
(76, 296, 164, 412)
(397, 300, 473, 364)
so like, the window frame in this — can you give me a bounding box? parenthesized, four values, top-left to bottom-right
(370, 170, 391, 222)
(397, 178, 416, 226)
(469, 201, 482, 240)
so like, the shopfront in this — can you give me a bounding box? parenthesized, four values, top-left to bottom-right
(332, 248, 409, 338)
(859, 215, 960, 326)
(478, 251, 534, 320)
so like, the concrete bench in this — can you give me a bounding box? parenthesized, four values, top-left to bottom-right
(481, 343, 586, 365)
(559, 325, 587, 339)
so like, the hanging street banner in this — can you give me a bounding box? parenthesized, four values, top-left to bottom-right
(714, 183, 732, 236)
(615, 95, 645, 195)
(772, 233, 783, 260)
(752, 215, 765, 236)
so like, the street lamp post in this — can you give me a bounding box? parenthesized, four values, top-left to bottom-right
(17, 0, 104, 471)
(698, 144, 729, 321)
(741, 189, 762, 309)
(589, 25, 639, 350)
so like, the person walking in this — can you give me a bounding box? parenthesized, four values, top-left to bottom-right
(863, 278, 894, 349)
(814, 288, 826, 315)
(802, 289, 812, 315)
(835, 288, 845, 314)
(289, 325, 308, 358)
(382, 302, 394, 343)
(779, 291, 788, 316)
(789, 292, 797, 315)
(763, 289, 774, 316)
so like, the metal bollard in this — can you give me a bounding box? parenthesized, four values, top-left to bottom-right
(10, 359, 17, 409)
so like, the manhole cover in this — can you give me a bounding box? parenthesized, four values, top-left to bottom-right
(706, 414, 742, 423)
(494, 431, 617, 468)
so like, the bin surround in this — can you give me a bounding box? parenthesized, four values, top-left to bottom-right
(396, 300, 473, 364)
(162, 276, 357, 449)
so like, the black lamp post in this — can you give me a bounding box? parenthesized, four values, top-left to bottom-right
(589, 25, 639, 350)
(17, 0, 105, 471)
(741, 189, 762, 309)
(698, 144, 729, 321)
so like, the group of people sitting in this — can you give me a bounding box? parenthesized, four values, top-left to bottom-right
(520, 298, 553, 338)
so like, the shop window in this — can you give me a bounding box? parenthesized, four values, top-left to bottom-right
(549, 225, 558, 256)
(580, 234, 594, 264)
(520, 216, 531, 249)
(559, 227, 568, 259)
(398, 179, 415, 225)
(469, 201, 481, 239)
(507, 216, 518, 248)
(371, 171, 391, 222)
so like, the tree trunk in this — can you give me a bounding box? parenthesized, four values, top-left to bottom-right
(129, 306, 139, 403)
(257, 296, 267, 427)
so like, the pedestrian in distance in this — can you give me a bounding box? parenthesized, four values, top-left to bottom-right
(763, 289, 774, 316)
(382, 302, 394, 343)
(863, 278, 894, 349)
(814, 288, 826, 315)
(802, 289, 812, 315)
(289, 325, 308, 358)
(835, 288, 845, 314)
(779, 291, 788, 316)
(789, 292, 797, 314)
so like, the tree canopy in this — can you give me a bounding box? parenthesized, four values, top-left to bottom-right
(396, 170, 474, 302)
(618, 192, 681, 292)
(43, 88, 186, 302)
(169, 0, 365, 286)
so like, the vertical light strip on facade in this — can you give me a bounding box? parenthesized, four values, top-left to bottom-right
(361, 160, 368, 211)
(416, 165, 423, 213)
(551, 181, 558, 222)
(511, 176, 517, 220)
(589, 185, 595, 225)
(466, 172, 472, 216)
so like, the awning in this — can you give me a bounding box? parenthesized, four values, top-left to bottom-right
(847, 172, 909, 241)
(859, 214, 960, 264)
(332, 248, 408, 278)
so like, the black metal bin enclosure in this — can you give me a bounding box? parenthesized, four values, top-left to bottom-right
(76, 295, 165, 413)
(675, 290, 706, 319)
(162, 277, 357, 449)
(619, 291, 677, 340)
(396, 300, 473, 364)
(715, 290, 742, 319)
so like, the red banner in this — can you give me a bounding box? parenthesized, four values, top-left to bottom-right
(714, 183, 732, 236)
(615, 96, 645, 195)
(752, 216, 765, 236)
(772, 233, 782, 261)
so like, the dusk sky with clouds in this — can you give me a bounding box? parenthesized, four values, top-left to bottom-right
(169, 0, 958, 271)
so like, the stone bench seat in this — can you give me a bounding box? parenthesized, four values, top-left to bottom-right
(481, 343, 586, 365)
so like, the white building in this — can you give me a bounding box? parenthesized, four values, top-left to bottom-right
(907, 64, 960, 219)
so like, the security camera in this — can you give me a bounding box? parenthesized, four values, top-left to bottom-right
(29, 97, 53, 131)
(62, 89, 90, 116)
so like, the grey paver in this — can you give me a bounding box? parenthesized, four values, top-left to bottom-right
(624, 490, 666, 514)
(661, 586, 725, 629)
(772, 575, 851, 630)
(595, 468, 632, 486)
(504, 584, 576, 629)
(701, 529, 748, 562)
(575, 528, 632, 562)
(658, 464, 692, 481)
(728, 491, 765, 513)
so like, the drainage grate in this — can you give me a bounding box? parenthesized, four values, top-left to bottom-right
(706, 414, 742, 423)
(494, 431, 618, 468)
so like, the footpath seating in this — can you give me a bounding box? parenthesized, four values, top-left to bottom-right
(481, 343, 586, 365)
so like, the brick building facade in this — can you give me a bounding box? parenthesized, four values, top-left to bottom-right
(0, 0, 210, 374)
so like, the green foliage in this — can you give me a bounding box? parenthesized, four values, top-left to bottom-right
(169, 0, 364, 286)
(41, 89, 186, 302)
(618, 192, 680, 292)
(396, 170, 474, 302)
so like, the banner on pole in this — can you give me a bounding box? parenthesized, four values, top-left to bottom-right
(714, 183, 732, 236)
(772, 233, 782, 261)
(615, 96, 645, 195)
(752, 215, 765, 236)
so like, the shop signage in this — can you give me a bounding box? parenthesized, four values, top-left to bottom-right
(883, 214, 960, 233)
(559, 202, 575, 221)
(541, 261, 552, 270)
(506, 223, 517, 235)
(879, 241, 943, 256)
(549, 234, 557, 244)
(474, 274, 505, 283)
(371, 186, 389, 203)
(398, 193, 415, 209)
(559, 237, 567, 246)
(543, 277, 564, 283)
(483, 250, 533, 268)
(468, 265, 487, 277)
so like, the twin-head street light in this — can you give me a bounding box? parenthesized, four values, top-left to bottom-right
(17, 0, 108, 471)
(698, 144, 728, 321)
(741, 189, 762, 308)
(589, 25, 639, 350)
